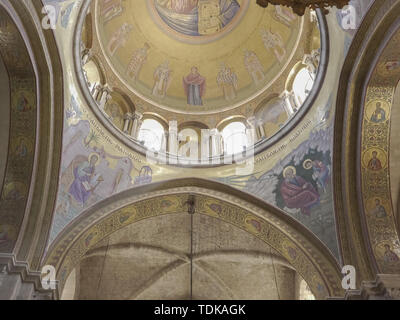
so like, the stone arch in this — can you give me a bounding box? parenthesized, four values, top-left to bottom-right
(285, 61, 305, 92)
(83, 55, 106, 86)
(333, 0, 400, 283)
(0, 0, 63, 298)
(216, 115, 248, 131)
(178, 121, 209, 131)
(141, 112, 169, 131)
(44, 178, 343, 299)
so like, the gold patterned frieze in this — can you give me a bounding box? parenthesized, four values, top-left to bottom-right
(44, 180, 343, 299)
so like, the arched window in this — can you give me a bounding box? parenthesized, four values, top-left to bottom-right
(292, 68, 314, 106)
(222, 122, 248, 155)
(137, 119, 165, 151)
(83, 60, 101, 92)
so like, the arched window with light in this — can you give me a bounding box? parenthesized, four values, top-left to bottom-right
(221, 121, 248, 155)
(137, 119, 165, 151)
(292, 67, 314, 107)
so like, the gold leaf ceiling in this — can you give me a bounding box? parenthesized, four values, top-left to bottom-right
(93, 0, 319, 115)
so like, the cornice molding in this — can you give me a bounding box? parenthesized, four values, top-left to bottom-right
(0, 253, 56, 299)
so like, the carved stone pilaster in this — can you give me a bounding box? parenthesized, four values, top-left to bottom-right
(247, 116, 264, 140)
(0, 257, 55, 300)
(130, 111, 143, 139)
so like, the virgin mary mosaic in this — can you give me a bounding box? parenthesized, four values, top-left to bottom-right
(154, 0, 241, 36)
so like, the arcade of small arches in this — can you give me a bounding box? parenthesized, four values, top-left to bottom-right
(81, 47, 320, 158)
(77, 1, 323, 162)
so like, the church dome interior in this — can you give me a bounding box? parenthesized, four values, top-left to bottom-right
(1, 0, 400, 303)
(79, 0, 323, 163)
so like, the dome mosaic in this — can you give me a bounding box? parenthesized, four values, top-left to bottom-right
(79, 0, 325, 163)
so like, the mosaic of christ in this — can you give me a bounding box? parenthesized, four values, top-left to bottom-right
(154, 0, 241, 36)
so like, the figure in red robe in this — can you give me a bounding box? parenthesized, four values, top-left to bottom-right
(280, 167, 320, 215)
(183, 67, 206, 106)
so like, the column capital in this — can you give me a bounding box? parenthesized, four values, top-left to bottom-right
(246, 116, 258, 127)
(133, 111, 143, 120)
(102, 85, 112, 94)
(169, 120, 178, 133)
(124, 112, 134, 120)
(210, 128, 220, 135)
(82, 47, 91, 55)
(280, 89, 293, 99)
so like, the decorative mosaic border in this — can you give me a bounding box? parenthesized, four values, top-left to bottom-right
(44, 180, 343, 299)
(360, 25, 400, 273)
(0, 6, 36, 254)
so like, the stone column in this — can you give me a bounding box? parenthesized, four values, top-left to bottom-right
(245, 122, 256, 148)
(311, 49, 321, 68)
(258, 121, 266, 139)
(200, 129, 211, 161)
(123, 112, 133, 134)
(130, 111, 143, 139)
(168, 120, 178, 156)
(281, 90, 297, 116)
(160, 130, 167, 153)
(247, 116, 265, 140)
(99, 86, 112, 111)
(91, 83, 101, 102)
(302, 54, 317, 80)
(81, 48, 92, 66)
(210, 128, 222, 157)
